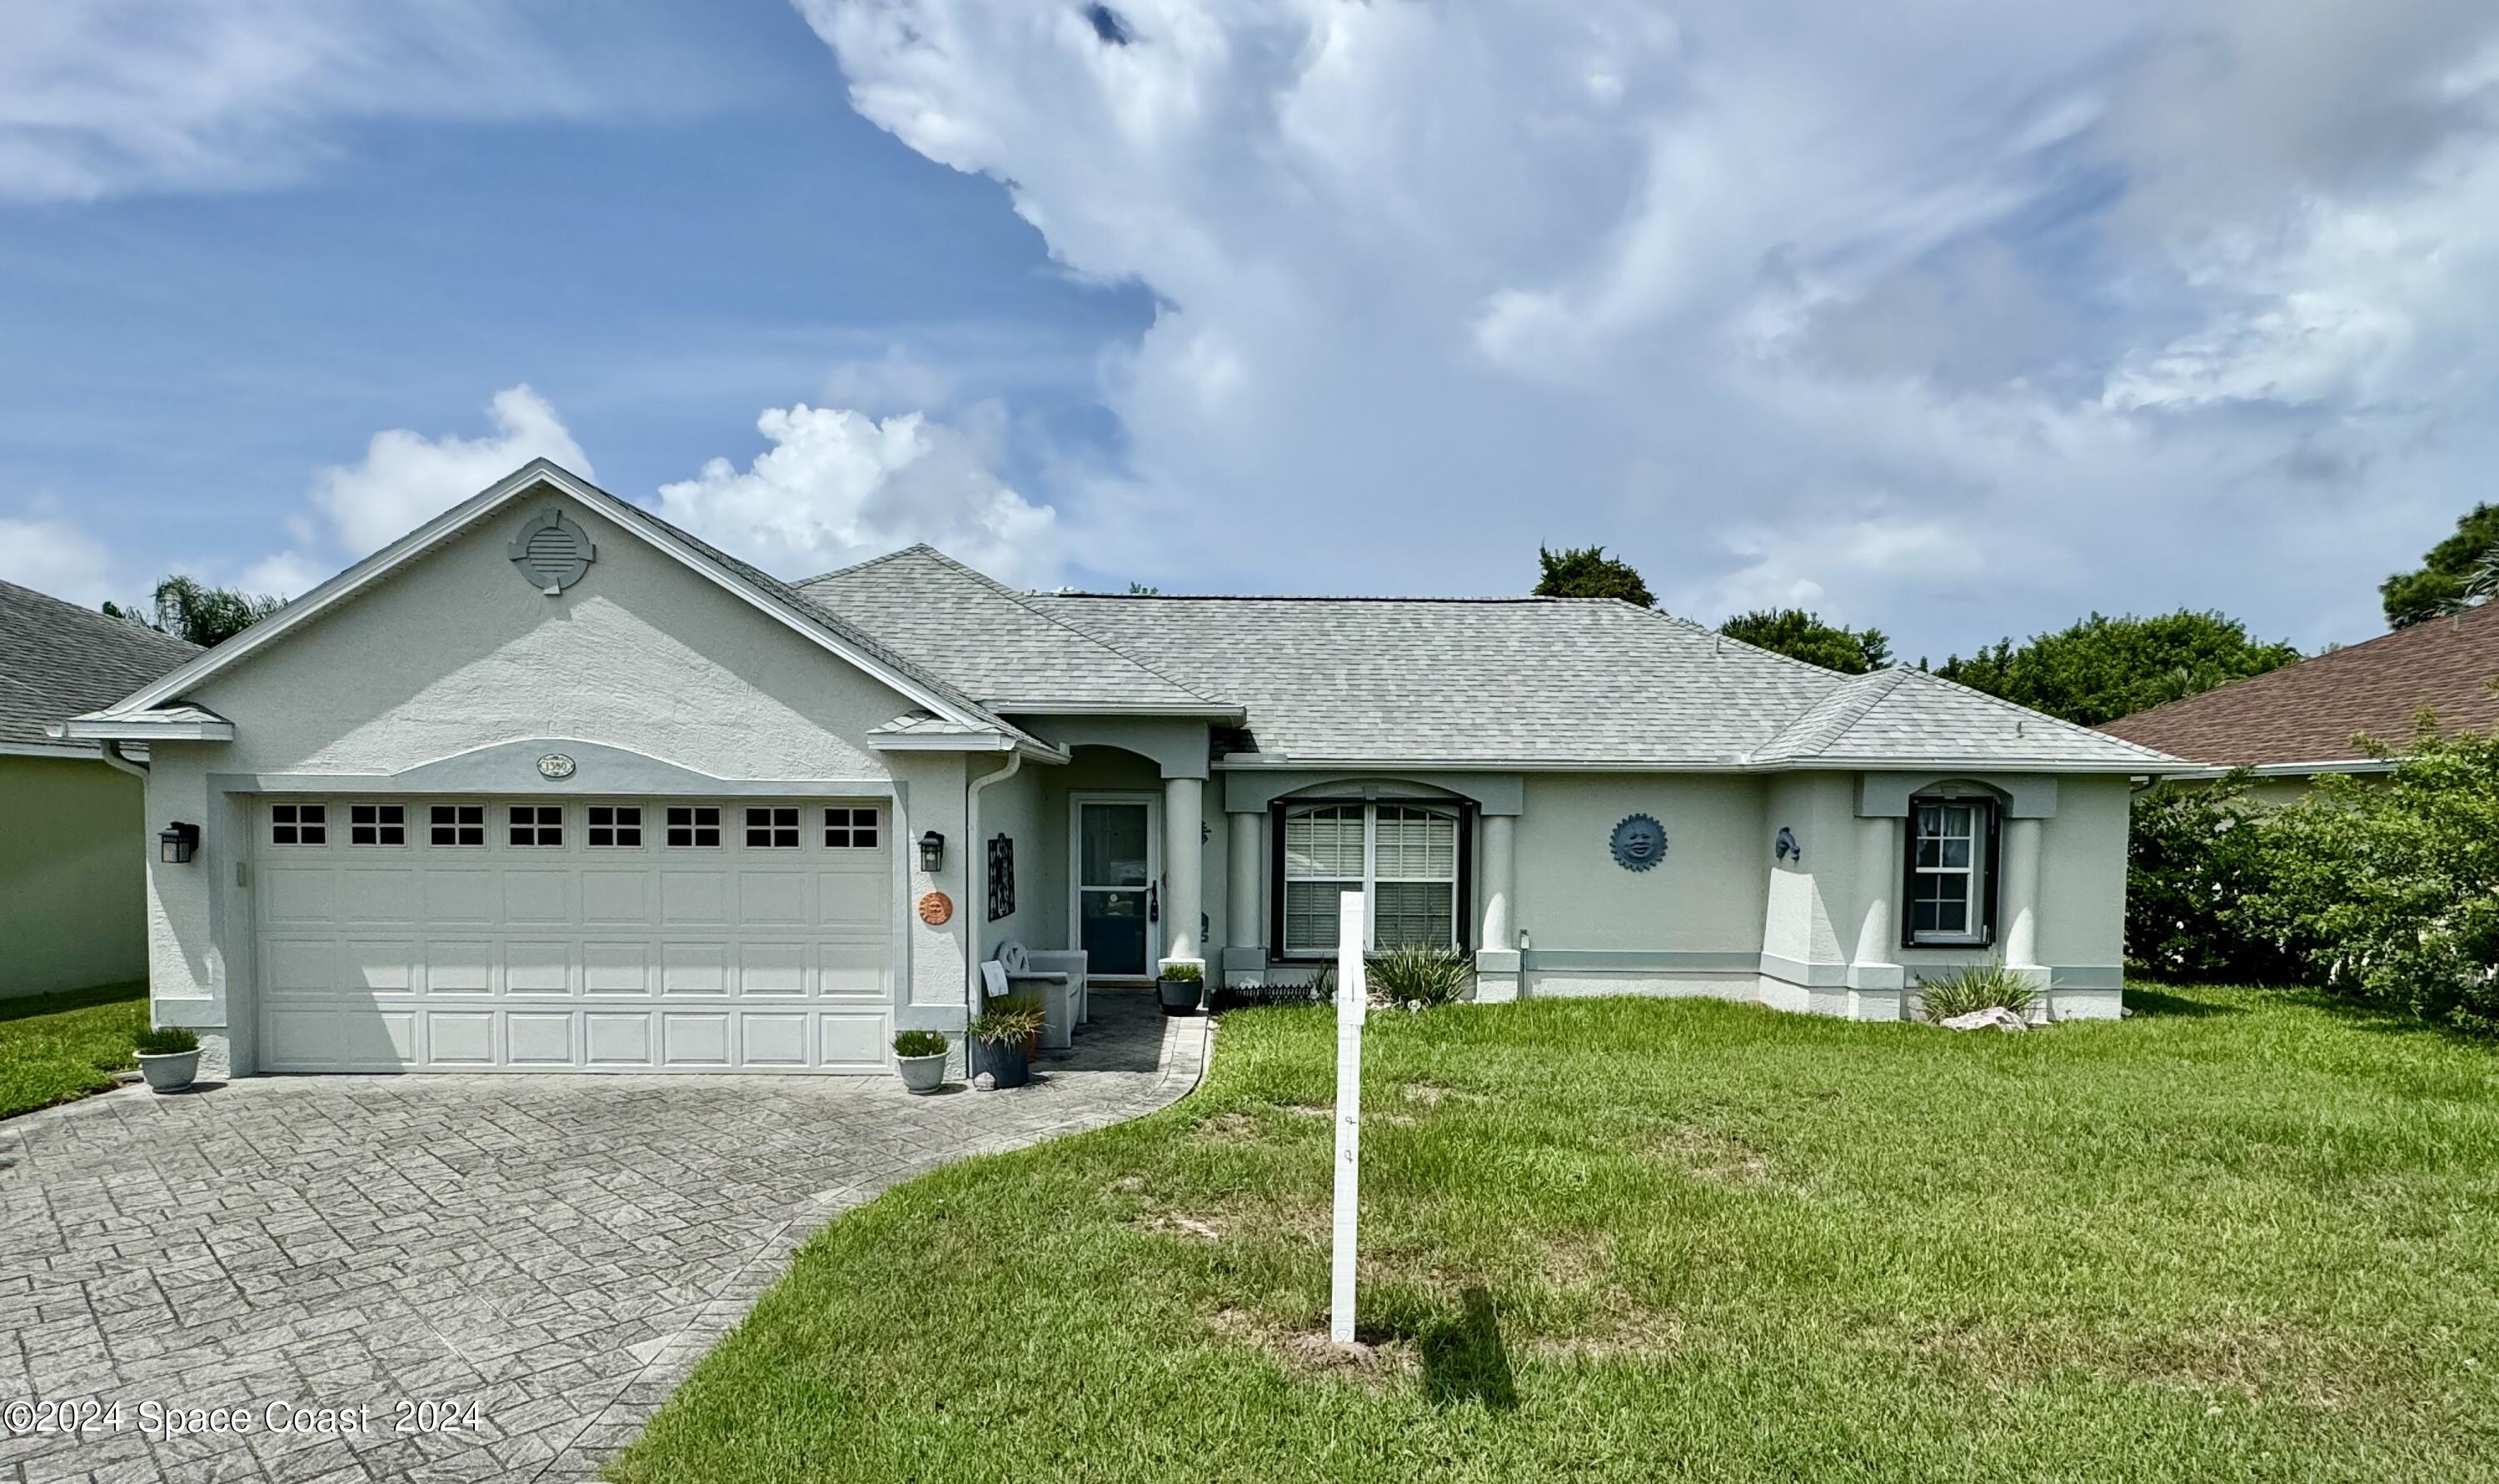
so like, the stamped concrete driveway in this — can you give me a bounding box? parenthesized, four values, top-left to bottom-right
(0, 993, 1207, 1484)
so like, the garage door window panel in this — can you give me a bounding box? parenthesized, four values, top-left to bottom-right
(667, 806, 721, 848)
(587, 805, 642, 849)
(824, 807, 878, 849)
(348, 804, 405, 847)
(430, 804, 486, 848)
(271, 803, 327, 846)
(746, 807, 800, 849)
(508, 805, 565, 848)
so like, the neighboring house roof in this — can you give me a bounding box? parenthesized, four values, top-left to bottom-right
(2099, 601, 2499, 769)
(0, 579, 197, 754)
(801, 546, 1238, 714)
(82, 461, 1055, 758)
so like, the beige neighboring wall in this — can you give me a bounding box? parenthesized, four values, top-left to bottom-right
(0, 754, 148, 996)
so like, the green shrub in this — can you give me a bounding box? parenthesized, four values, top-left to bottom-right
(968, 1006, 1044, 1047)
(1157, 962, 1203, 984)
(2242, 726, 2499, 1033)
(1369, 944, 1472, 1009)
(892, 1029, 948, 1058)
(1914, 961, 2038, 1023)
(2126, 773, 2302, 983)
(133, 1026, 198, 1056)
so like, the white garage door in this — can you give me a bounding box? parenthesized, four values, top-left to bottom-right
(252, 796, 894, 1073)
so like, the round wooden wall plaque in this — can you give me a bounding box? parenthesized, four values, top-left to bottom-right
(917, 891, 954, 926)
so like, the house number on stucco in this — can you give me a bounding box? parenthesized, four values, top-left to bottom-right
(536, 754, 576, 779)
(1610, 813, 1668, 871)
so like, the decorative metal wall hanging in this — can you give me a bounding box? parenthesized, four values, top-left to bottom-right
(987, 834, 1016, 922)
(507, 507, 596, 595)
(917, 891, 954, 927)
(1610, 813, 1668, 871)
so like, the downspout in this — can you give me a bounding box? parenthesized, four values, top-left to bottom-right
(97, 740, 149, 779)
(964, 749, 1025, 1015)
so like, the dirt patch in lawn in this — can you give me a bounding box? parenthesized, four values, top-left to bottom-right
(1652, 1123, 1774, 1187)
(1205, 1307, 1422, 1387)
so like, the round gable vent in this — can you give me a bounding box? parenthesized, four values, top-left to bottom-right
(507, 507, 596, 595)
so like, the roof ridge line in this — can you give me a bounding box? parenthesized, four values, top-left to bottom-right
(795, 543, 929, 588)
(1747, 667, 1907, 762)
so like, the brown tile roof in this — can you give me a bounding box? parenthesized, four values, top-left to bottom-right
(2097, 602, 2499, 768)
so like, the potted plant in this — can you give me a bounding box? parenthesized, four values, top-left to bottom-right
(991, 993, 1046, 1062)
(1156, 959, 1205, 1015)
(892, 1029, 950, 1093)
(133, 1026, 200, 1093)
(969, 1003, 1044, 1089)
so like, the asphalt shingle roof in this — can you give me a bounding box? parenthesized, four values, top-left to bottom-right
(800, 547, 1225, 710)
(2099, 601, 2499, 767)
(0, 580, 197, 749)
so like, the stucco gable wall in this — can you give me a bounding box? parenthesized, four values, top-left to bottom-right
(190, 491, 912, 780)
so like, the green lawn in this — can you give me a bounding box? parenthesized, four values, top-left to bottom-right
(613, 988, 2499, 1482)
(0, 983, 147, 1120)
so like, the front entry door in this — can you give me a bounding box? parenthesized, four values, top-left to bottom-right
(1074, 795, 1159, 979)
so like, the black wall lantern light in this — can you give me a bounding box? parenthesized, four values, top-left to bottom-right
(918, 830, 946, 874)
(159, 821, 200, 865)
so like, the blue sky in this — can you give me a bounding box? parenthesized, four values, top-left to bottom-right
(7, 1, 2499, 661)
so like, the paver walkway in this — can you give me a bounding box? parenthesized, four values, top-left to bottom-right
(0, 992, 1209, 1483)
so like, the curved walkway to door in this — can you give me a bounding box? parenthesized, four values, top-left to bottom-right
(0, 990, 1210, 1483)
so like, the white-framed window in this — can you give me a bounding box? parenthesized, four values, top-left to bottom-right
(429, 804, 486, 847)
(666, 805, 721, 849)
(1279, 802, 1460, 955)
(348, 803, 405, 847)
(507, 804, 564, 848)
(1907, 798, 1992, 945)
(586, 805, 642, 849)
(270, 802, 327, 846)
(746, 806, 800, 849)
(824, 806, 879, 849)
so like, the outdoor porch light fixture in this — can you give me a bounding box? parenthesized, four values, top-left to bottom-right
(918, 829, 945, 874)
(159, 821, 200, 864)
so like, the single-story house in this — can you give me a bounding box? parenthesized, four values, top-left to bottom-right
(2100, 601, 2499, 801)
(60, 461, 2178, 1078)
(2, 579, 199, 995)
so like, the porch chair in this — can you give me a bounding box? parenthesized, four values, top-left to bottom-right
(993, 939, 1087, 1050)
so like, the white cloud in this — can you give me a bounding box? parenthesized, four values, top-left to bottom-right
(0, 0, 726, 202)
(803, 0, 2499, 655)
(0, 508, 116, 606)
(307, 386, 592, 557)
(658, 403, 1060, 585)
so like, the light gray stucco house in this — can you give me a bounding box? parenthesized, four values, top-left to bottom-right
(56, 461, 2178, 1077)
(2, 579, 198, 995)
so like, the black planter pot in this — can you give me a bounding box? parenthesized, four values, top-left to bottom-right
(1157, 977, 1204, 1015)
(981, 1038, 1030, 1088)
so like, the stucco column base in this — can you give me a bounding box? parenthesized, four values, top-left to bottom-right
(1222, 946, 1269, 986)
(194, 1031, 234, 1082)
(1471, 974, 1521, 1003)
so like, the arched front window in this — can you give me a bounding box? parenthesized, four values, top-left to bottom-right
(1279, 802, 1461, 955)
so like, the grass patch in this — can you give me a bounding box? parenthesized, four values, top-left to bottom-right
(612, 987, 2499, 1482)
(0, 983, 147, 1120)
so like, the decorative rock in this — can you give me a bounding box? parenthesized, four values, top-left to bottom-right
(973, 1071, 998, 1092)
(1940, 1007, 2029, 1033)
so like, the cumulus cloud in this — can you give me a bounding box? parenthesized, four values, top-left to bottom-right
(0, 507, 116, 606)
(657, 404, 1060, 585)
(307, 386, 592, 557)
(0, 1, 716, 202)
(803, 0, 2499, 653)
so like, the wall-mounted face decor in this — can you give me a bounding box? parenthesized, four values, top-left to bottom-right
(1610, 813, 1668, 872)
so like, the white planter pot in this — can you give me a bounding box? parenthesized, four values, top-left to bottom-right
(895, 1052, 948, 1093)
(137, 1050, 199, 1093)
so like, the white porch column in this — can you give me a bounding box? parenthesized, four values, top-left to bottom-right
(1848, 814, 1904, 1020)
(1162, 775, 1205, 966)
(1479, 814, 1515, 951)
(1474, 813, 1520, 1003)
(1999, 815, 2047, 1008)
(1227, 809, 1262, 965)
